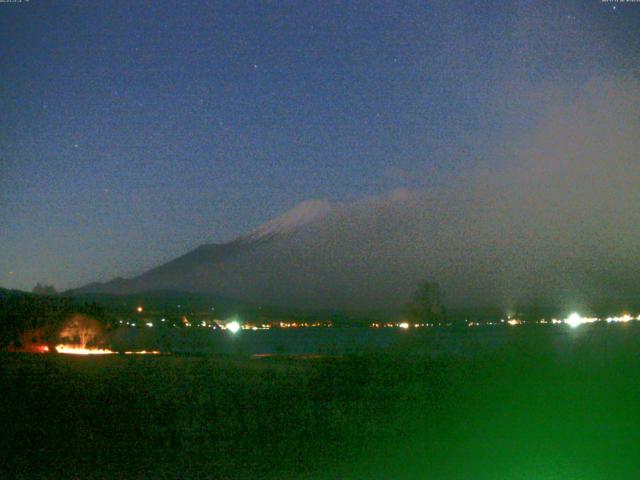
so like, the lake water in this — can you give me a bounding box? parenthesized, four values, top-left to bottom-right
(106, 323, 640, 357)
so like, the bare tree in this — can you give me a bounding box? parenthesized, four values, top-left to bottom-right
(58, 314, 104, 347)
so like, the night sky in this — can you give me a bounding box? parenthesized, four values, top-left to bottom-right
(2, 1, 640, 292)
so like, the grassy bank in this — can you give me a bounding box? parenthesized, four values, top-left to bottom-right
(2, 336, 640, 479)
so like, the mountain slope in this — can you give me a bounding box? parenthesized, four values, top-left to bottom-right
(74, 195, 442, 310)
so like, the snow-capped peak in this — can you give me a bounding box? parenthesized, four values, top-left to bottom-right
(249, 199, 332, 239)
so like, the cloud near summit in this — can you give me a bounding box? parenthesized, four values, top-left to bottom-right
(274, 77, 640, 309)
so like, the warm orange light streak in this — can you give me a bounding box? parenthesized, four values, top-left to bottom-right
(55, 345, 164, 355)
(55, 344, 114, 355)
(123, 350, 162, 355)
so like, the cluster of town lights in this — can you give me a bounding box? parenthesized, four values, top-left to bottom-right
(128, 303, 640, 331)
(567, 313, 638, 327)
(371, 313, 640, 329)
(503, 312, 640, 328)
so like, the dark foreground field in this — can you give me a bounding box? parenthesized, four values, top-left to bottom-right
(2, 327, 640, 479)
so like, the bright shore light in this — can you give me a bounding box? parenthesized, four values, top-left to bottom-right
(565, 313, 582, 328)
(564, 312, 597, 328)
(398, 322, 410, 329)
(226, 320, 241, 333)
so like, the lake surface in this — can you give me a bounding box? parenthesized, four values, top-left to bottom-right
(107, 323, 640, 357)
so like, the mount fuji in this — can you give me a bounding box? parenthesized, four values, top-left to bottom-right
(73, 197, 427, 311)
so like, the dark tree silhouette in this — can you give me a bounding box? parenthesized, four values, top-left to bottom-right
(406, 280, 446, 324)
(32, 283, 58, 295)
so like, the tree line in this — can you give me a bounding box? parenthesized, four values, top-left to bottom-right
(0, 289, 109, 349)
